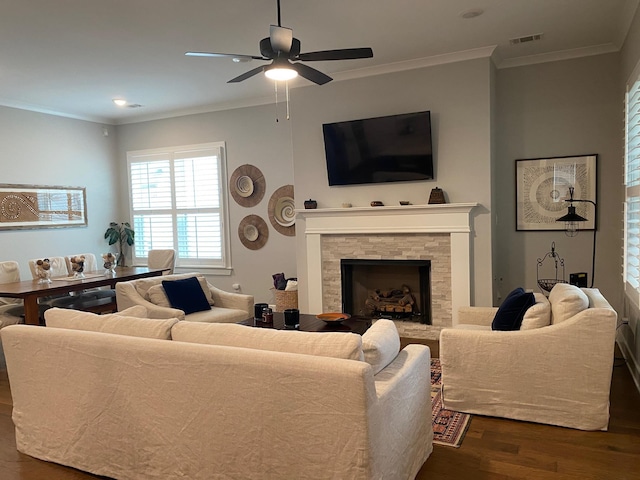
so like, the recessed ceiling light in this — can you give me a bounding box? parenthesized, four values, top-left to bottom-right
(112, 98, 127, 107)
(460, 8, 484, 19)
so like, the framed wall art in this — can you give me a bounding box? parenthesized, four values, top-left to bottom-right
(515, 155, 597, 231)
(0, 184, 87, 230)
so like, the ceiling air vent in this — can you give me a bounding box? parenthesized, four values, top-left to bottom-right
(509, 33, 544, 46)
(127, 104, 144, 109)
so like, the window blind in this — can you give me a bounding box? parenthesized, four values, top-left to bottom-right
(624, 66, 640, 302)
(127, 143, 229, 269)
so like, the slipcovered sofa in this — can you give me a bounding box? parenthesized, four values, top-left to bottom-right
(115, 272, 253, 323)
(2, 313, 433, 479)
(439, 283, 617, 431)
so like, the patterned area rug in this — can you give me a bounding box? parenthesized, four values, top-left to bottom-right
(431, 358, 471, 448)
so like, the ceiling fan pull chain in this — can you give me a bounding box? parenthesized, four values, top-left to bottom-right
(286, 81, 291, 120)
(274, 81, 279, 123)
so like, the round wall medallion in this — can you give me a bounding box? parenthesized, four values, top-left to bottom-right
(238, 215, 269, 250)
(268, 184, 295, 237)
(236, 175, 254, 198)
(230, 164, 265, 207)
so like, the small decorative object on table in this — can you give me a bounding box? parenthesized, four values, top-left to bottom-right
(304, 199, 317, 209)
(428, 187, 446, 204)
(316, 312, 351, 324)
(69, 255, 86, 279)
(284, 308, 299, 329)
(35, 258, 52, 284)
(262, 306, 274, 324)
(102, 253, 118, 275)
(370, 201, 384, 207)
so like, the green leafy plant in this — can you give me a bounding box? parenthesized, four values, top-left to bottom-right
(104, 222, 135, 266)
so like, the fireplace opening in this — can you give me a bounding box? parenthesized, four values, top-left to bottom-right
(341, 259, 432, 324)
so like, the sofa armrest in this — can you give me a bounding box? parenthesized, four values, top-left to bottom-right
(457, 306, 497, 326)
(115, 282, 186, 320)
(207, 284, 253, 316)
(372, 344, 433, 477)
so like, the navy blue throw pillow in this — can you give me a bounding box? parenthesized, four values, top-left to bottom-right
(162, 277, 211, 315)
(491, 287, 535, 331)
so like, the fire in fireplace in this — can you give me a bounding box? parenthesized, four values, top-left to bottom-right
(340, 259, 432, 324)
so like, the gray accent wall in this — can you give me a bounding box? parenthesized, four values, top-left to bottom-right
(0, 106, 118, 272)
(289, 58, 495, 312)
(495, 53, 623, 311)
(114, 104, 297, 302)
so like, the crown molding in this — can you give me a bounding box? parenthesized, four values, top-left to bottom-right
(495, 43, 619, 69)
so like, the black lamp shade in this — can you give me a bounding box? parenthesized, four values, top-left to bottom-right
(557, 205, 588, 223)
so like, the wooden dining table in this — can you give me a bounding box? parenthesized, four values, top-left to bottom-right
(0, 266, 166, 325)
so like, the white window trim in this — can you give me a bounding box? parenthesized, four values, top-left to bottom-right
(126, 141, 232, 271)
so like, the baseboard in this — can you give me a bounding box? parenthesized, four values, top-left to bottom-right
(616, 334, 640, 395)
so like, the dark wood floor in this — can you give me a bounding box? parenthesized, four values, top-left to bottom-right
(0, 339, 638, 479)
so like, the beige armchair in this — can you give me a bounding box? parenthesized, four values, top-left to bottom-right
(116, 272, 253, 323)
(439, 285, 617, 431)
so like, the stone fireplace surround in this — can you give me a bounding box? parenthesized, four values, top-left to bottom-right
(296, 204, 477, 339)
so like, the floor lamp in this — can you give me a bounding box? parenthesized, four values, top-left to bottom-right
(556, 187, 597, 288)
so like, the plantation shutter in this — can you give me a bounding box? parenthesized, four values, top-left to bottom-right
(128, 143, 229, 269)
(624, 64, 640, 302)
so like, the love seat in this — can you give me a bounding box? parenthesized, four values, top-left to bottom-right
(115, 272, 253, 323)
(439, 283, 617, 431)
(2, 313, 433, 479)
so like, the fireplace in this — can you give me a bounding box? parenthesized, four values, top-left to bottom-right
(296, 203, 477, 331)
(341, 259, 431, 324)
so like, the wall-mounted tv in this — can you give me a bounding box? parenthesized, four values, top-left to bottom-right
(322, 111, 434, 186)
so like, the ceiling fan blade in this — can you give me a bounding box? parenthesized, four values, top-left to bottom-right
(228, 65, 266, 83)
(186, 51, 267, 61)
(291, 63, 332, 85)
(270, 25, 293, 53)
(297, 47, 373, 61)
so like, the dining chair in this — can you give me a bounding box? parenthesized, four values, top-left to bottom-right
(0, 260, 49, 327)
(148, 249, 176, 275)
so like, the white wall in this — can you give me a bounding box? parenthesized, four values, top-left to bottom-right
(0, 106, 118, 274)
(289, 58, 494, 311)
(495, 53, 623, 310)
(115, 104, 297, 303)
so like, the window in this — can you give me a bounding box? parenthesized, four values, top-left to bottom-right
(624, 63, 640, 304)
(127, 142, 230, 271)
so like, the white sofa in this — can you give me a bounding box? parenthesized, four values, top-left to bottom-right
(115, 272, 253, 323)
(439, 283, 617, 431)
(2, 312, 433, 479)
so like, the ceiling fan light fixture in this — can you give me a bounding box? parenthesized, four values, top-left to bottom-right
(265, 66, 298, 81)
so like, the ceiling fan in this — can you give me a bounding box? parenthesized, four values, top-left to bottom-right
(185, 0, 373, 85)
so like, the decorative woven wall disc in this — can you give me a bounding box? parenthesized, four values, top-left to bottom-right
(238, 215, 269, 250)
(268, 184, 295, 237)
(230, 164, 266, 207)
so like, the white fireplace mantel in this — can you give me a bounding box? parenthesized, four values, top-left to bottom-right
(296, 203, 478, 325)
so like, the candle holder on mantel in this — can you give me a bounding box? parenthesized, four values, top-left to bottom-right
(536, 242, 567, 295)
(428, 187, 446, 204)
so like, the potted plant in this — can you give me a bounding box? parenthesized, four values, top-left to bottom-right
(104, 222, 135, 266)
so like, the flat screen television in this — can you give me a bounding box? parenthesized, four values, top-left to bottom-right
(322, 111, 434, 186)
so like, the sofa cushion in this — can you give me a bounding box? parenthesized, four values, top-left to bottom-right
(115, 305, 149, 318)
(171, 322, 364, 361)
(44, 308, 178, 339)
(549, 283, 590, 324)
(520, 292, 551, 330)
(361, 320, 400, 374)
(162, 276, 211, 315)
(491, 287, 535, 331)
